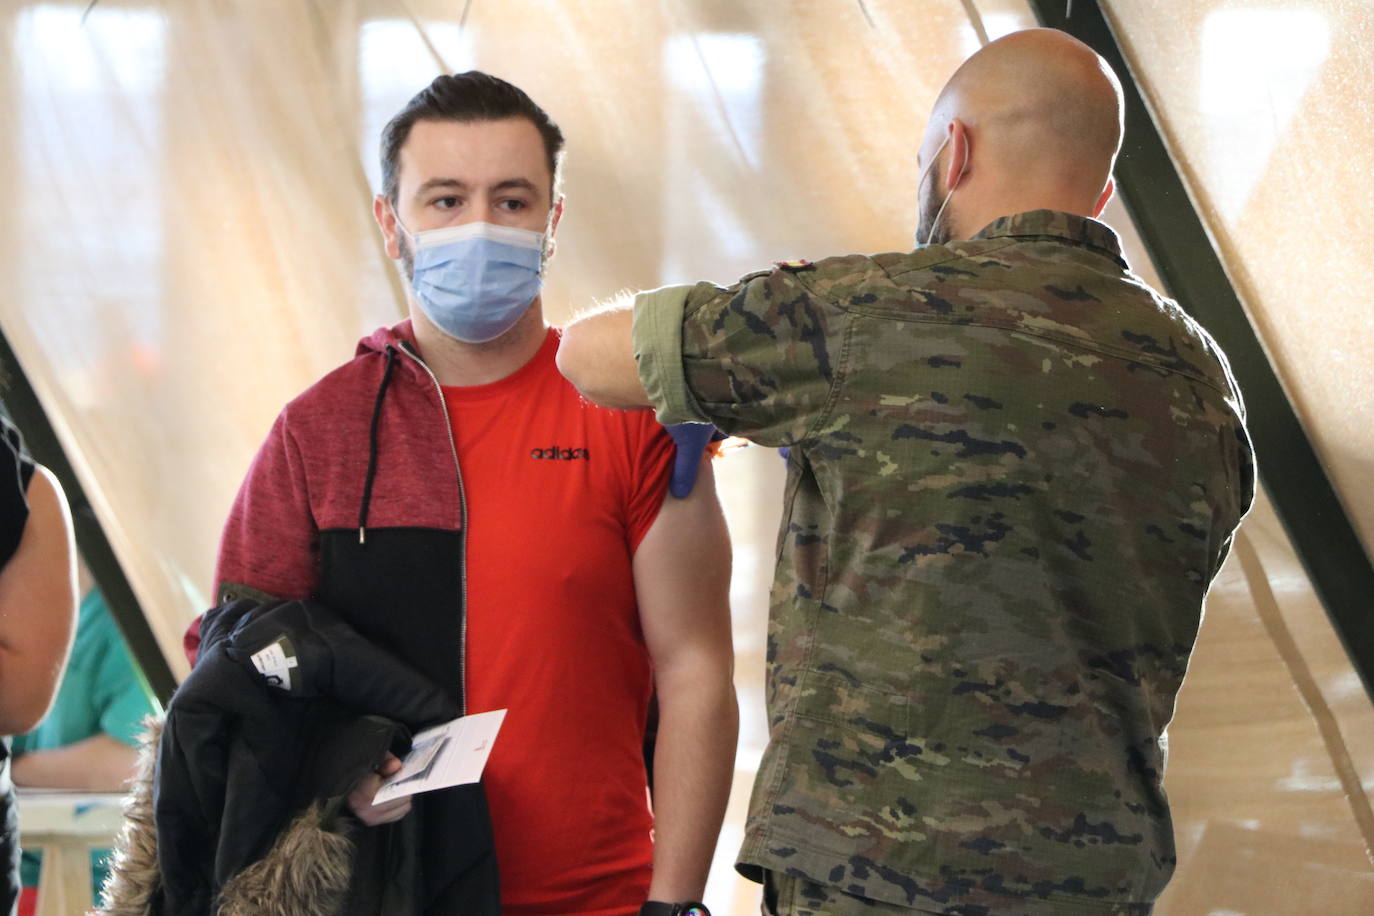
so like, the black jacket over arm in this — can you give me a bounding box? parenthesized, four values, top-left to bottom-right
(103, 598, 499, 916)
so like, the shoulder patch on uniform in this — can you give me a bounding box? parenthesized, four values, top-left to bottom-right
(773, 259, 814, 271)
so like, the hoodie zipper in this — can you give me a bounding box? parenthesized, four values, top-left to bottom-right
(396, 343, 469, 717)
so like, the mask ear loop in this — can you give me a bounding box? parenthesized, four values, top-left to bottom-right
(389, 199, 417, 248)
(916, 136, 949, 204)
(920, 133, 969, 247)
(914, 135, 948, 247)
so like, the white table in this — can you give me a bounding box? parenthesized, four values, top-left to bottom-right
(17, 791, 126, 916)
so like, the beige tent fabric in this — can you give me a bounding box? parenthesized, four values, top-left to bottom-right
(1096, 2, 1374, 908)
(1155, 499, 1374, 913)
(2, 0, 1371, 911)
(1103, 0, 1374, 555)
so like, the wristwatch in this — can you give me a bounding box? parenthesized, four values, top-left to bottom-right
(639, 902, 710, 916)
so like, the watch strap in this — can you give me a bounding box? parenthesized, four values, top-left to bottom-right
(639, 902, 711, 916)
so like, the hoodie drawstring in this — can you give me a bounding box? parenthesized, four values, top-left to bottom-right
(358, 346, 398, 545)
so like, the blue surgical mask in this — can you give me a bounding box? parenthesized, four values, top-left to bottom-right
(397, 217, 546, 344)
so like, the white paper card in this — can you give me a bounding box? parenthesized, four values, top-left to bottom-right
(372, 709, 507, 804)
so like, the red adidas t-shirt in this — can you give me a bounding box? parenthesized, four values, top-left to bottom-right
(443, 328, 673, 916)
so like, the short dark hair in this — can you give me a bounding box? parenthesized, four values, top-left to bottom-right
(381, 71, 565, 206)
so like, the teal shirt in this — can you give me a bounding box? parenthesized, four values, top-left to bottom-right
(14, 589, 154, 752)
(17, 590, 155, 897)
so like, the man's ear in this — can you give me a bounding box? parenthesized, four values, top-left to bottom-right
(374, 194, 401, 260)
(1092, 177, 1115, 218)
(545, 195, 566, 260)
(946, 118, 972, 191)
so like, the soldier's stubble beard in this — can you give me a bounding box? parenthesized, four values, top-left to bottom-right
(917, 163, 954, 247)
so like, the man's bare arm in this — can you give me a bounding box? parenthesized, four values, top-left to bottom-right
(12, 734, 139, 792)
(633, 458, 737, 902)
(0, 466, 77, 735)
(557, 302, 652, 409)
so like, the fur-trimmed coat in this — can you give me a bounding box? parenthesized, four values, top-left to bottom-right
(96, 598, 498, 916)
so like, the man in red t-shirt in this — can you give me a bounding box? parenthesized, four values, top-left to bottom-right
(207, 73, 737, 915)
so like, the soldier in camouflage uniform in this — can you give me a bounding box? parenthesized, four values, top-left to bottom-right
(558, 29, 1254, 916)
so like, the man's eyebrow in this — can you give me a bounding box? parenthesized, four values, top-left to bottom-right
(491, 178, 538, 193)
(414, 177, 468, 197)
(412, 177, 540, 197)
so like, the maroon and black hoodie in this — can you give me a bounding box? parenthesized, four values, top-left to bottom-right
(191, 320, 499, 914)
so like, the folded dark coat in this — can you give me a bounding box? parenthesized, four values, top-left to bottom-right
(99, 597, 499, 916)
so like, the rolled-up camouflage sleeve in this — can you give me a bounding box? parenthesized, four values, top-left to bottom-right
(631, 285, 706, 425)
(631, 269, 842, 447)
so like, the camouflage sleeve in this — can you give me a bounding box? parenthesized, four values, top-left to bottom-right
(1203, 321, 1258, 531)
(631, 270, 843, 446)
(632, 285, 706, 425)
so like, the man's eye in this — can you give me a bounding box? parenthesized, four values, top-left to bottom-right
(498, 199, 527, 211)
(433, 196, 460, 210)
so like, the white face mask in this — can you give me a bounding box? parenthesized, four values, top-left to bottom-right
(914, 132, 968, 248)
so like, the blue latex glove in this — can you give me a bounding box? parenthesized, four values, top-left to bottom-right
(665, 423, 725, 498)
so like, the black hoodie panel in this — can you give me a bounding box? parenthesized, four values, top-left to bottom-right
(318, 526, 498, 914)
(318, 527, 465, 698)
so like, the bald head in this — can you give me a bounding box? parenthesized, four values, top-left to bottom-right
(916, 29, 1125, 243)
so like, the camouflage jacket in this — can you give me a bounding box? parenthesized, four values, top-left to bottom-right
(632, 211, 1254, 915)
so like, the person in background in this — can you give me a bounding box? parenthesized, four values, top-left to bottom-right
(0, 411, 78, 915)
(13, 586, 156, 909)
(12, 588, 155, 792)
